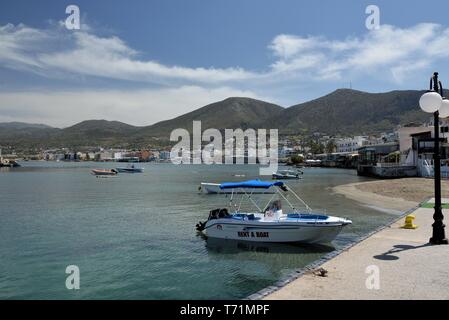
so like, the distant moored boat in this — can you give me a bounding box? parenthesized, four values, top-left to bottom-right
(91, 169, 118, 176)
(115, 164, 144, 173)
(0, 149, 21, 168)
(272, 169, 302, 180)
(0, 159, 21, 168)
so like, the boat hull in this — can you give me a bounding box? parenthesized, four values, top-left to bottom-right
(204, 219, 346, 244)
(0, 161, 21, 168)
(116, 168, 144, 173)
(91, 169, 117, 176)
(272, 174, 300, 179)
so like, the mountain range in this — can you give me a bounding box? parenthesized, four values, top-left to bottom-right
(0, 89, 438, 150)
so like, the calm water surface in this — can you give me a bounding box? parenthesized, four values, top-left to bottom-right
(0, 162, 394, 299)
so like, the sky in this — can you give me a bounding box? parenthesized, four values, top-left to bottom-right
(2, 0, 449, 127)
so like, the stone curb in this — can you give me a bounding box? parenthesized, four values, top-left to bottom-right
(245, 200, 427, 300)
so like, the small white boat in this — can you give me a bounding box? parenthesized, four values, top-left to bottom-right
(0, 150, 21, 168)
(272, 169, 302, 180)
(0, 159, 21, 168)
(199, 182, 275, 194)
(91, 169, 118, 176)
(196, 180, 351, 244)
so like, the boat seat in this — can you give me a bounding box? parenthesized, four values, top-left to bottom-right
(218, 208, 230, 218)
(208, 209, 221, 220)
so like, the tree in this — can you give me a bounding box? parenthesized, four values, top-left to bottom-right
(325, 139, 337, 154)
(308, 140, 325, 155)
(290, 154, 304, 164)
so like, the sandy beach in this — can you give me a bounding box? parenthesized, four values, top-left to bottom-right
(333, 177, 449, 212)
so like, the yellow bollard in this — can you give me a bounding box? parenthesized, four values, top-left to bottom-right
(402, 214, 418, 229)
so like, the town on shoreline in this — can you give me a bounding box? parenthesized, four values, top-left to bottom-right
(3, 113, 449, 181)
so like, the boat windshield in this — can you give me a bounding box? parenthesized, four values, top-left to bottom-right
(264, 199, 282, 213)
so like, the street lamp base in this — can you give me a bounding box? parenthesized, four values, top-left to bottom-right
(429, 237, 449, 245)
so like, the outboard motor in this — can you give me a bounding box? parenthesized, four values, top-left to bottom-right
(196, 221, 206, 232)
(196, 208, 227, 232)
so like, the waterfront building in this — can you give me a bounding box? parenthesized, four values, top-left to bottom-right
(95, 151, 114, 161)
(357, 142, 409, 177)
(336, 136, 369, 153)
(359, 122, 449, 178)
(319, 152, 358, 168)
(398, 126, 433, 165)
(114, 152, 125, 161)
(400, 122, 449, 178)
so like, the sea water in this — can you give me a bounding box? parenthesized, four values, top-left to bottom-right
(0, 162, 394, 299)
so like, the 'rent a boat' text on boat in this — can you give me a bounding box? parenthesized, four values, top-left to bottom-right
(196, 180, 351, 244)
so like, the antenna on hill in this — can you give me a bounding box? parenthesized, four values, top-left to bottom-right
(349, 81, 352, 90)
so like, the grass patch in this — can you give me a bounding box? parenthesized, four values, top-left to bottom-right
(421, 203, 449, 208)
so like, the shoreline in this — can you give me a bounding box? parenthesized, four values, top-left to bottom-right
(261, 200, 449, 300)
(249, 178, 449, 300)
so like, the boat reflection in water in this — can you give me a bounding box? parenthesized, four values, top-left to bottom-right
(204, 237, 335, 255)
(202, 237, 336, 274)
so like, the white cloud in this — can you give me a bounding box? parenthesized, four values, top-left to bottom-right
(0, 23, 48, 70)
(268, 23, 449, 82)
(269, 34, 322, 59)
(0, 23, 257, 84)
(2, 22, 449, 126)
(0, 86, 265, 127)
(2, 22, 449, 87)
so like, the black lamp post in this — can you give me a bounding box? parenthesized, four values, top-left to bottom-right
(419, 72, 449, 245)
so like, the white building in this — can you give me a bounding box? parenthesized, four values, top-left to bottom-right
(336, 136, 368, 153)
(97, 151, 113, 161)
(114, 152, 124, 161)
(428, 117, 449, 140)
(398, 126, 431, 165)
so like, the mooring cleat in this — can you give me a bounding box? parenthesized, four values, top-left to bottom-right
(402, 214, 418, 229)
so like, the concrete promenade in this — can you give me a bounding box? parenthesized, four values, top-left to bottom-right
(264, 199, 449, 300)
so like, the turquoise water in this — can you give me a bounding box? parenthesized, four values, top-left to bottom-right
(0, 162, 395, 299)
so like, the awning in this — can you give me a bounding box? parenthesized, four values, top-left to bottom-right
(219, 180, 284, 189)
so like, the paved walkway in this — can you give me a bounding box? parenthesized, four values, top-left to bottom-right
(265, 203, 449, 300)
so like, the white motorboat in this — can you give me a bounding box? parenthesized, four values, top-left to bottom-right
(199, 182, 275, 194)
(272, 169, 302, 180)
(196, 180, 352, 244)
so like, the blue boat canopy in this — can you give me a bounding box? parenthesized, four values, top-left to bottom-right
(219, 180, 284, 189)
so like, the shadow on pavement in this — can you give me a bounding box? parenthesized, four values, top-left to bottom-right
(373, 243, 431, 261)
